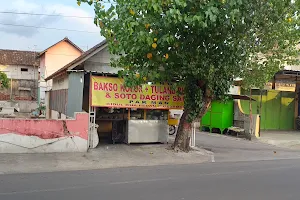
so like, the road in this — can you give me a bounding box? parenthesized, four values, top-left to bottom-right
(1, 159, 300, 200)
(195, 132, 300, 162)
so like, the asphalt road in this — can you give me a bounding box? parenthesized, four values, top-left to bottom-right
(1, 159, 300, 200)
(195, 132, 300, 162)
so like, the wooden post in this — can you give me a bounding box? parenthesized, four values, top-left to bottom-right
(259, 89, 263, 137)
(272, 76, 275, 89)
(127, 109, 130, 120)
(249, 89, 253, 135)
(294, 81, 298, 130)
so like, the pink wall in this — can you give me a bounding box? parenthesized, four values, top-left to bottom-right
(0, 113, 88, 140)
(44, 41, 82, 78)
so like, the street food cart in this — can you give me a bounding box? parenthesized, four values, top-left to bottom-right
(168, 110, 183, 135)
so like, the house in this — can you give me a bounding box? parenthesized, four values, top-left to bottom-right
(37, 37, 83, 104)
(0, 49, 39, 112)
(45, 40, 112, 119)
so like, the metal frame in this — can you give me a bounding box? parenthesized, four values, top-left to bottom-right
(88, 106, 96, 148)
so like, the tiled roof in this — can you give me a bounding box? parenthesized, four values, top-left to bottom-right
(0, 49, 39, 66)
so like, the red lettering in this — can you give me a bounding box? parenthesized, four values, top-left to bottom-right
(94, 82, 98, 90)
(145, 95, 151, 100)
(120, 93, 126, 99)
(113, 84, 118, 91)
(103, 83, 108, 90)
(99, 83, 104, 90)
(120, 85, 126, 92)
(96, 82, 118, 91)
(151, 95, 156, 101)
(173, 96, 184, 102)
(125, 94, 130, 99)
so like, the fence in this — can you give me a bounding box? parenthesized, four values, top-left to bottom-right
(49, 89, 68, 115)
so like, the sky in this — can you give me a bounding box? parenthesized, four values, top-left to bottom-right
(0, 0, 105, 52)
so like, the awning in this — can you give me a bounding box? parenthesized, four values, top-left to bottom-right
(232, 95, 256, 101)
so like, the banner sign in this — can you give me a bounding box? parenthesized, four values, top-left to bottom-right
(91, 76, 184, 109)
(275, 82, 296, 92)
(264, 81, 296, 92)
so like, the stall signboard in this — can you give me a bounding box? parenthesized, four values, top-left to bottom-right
(264, 82, 296, 92)
(91, 76, 184, 109)
(275, 81, 296, 92)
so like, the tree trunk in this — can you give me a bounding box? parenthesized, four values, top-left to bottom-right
(172, 110, 191, 152)
(172, 95, 212, 152)
(197, 95, 212, 120)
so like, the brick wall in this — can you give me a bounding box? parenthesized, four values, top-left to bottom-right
(0, 79, 37, 101)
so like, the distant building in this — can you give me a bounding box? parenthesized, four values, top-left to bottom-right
(0, 49, 39, 101)
(37, 37, 83, 104)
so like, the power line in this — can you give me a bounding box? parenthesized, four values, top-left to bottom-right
(0, 23, 99, 33)
(0, 11, 94, 19)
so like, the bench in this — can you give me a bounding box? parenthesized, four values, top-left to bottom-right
(227, 126, 245, 138)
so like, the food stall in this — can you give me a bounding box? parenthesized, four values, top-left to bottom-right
(90, 76, 184, 145)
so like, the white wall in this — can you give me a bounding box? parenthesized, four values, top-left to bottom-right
(45, 91, 50, 119)
(39, 82, 47, 103)
(4, 65, 38, 80)
(88, 46, 111, 63)
(0, 134, 87, 153)
(84, 47, 122, 73)
(228, 86, 239, 95)
(51, 110, 67, 119)
(52, 74, 69, 91)
(0, 100, 38, 113)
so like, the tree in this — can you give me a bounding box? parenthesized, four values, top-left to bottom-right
(78, 0, 300, 151)
(0, 72, 9, 89)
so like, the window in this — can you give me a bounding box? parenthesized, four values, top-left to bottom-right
(130, 109, 144, 120)
(21, 68, 28, 72)
(146, 110, 168, 120)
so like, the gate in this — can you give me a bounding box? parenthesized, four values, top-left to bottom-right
(241, 90, 295, 130)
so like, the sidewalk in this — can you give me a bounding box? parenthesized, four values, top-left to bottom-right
(259, 131, 300, 150)
(0, 143, 211, 174)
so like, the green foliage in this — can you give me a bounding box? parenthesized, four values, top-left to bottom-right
(0, 72, 9, 89)
(78, 0, 300, 121)
(38, 104, 46, 111)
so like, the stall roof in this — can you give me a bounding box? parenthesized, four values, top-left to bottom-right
(232, 95, 256, 101)
(67, 69, 118, 77)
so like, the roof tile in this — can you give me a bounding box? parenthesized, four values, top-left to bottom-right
(0, 49, 39, 66)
